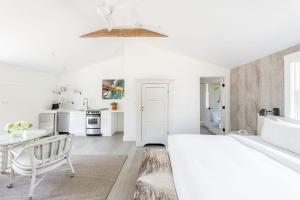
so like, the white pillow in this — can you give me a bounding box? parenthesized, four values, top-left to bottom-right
(261, 118, 300, 155)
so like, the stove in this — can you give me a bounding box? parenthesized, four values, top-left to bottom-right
(86, 109, 101, 136)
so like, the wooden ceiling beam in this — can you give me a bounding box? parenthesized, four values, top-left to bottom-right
(80, 28, 168, 38)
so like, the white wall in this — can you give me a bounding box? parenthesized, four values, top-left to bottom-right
(58, 42, 230, 141)
(123, 42, 230, 140)
(0, 63, 56, 132)
(57, 57, 124, 110)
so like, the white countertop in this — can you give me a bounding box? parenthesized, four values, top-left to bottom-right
(101, 109, 124, 113)
(40, 109, 86, 114)
(40, 108, 119, 114)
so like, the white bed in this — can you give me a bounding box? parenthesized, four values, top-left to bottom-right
(168, 133, 300, 200)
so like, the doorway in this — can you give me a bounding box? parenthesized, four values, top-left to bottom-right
(136, 80, 172, 146)
(200, 77, 225, 135)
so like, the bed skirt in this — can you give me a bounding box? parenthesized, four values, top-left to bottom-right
(134, 148, 178, 200)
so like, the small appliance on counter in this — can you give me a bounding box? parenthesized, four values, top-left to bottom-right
(52, 103, 60, 110)
(86, 109, 101, 136)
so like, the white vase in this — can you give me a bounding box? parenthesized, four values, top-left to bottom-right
(11, 130, 27, 139)
(23, 130, 27, 139)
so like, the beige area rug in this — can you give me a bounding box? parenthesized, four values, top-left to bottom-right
(0, 155, 127, 200)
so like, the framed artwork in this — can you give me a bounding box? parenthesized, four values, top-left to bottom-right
(102, 79, 125, 99)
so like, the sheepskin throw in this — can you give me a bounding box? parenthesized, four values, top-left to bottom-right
(134, 148, 178, 200)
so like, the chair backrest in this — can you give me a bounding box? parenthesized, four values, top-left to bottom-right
(30, 135, 72, 166)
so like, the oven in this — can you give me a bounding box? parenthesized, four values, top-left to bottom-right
(86, 115, 100, 129)
(86, 110, 101, 136)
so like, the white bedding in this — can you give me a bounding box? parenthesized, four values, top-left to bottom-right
(168, 134, 300, 200)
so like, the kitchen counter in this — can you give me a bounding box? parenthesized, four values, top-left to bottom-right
(101, 109, 124, 136)
(41, 107, 111, 114)
(40, 109, 86, 136)
(40, 108, 123, 137)
(41, 109, 86, 114)
(99, 108, 123, 112)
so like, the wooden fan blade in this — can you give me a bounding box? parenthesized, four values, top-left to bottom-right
(80, 28, 168, 38)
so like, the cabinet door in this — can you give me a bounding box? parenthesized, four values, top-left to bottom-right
(101, 111, 111, 120)
(101, 119, 112, 136)
(69, 112, 86, 135)
(111, 113, 118, 135)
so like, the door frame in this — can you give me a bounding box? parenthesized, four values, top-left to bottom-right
(136, 79, 174, 146)
(199, 76, 230, 135)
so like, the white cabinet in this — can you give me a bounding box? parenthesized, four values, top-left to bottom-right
(69, 111, 86, 136)
(101, 110, 124, 136)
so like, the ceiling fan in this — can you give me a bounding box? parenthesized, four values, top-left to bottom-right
(80, 0, 167, 38)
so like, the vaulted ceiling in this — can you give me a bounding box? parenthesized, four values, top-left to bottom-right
(1, 0, 300, 74)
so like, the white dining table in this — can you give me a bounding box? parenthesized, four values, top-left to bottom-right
(0, 129, 50, 173)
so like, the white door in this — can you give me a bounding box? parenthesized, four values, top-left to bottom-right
(141, 83, 169, 144)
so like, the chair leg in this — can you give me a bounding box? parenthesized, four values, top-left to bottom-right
(7, 167, 14, 188)
(67, 157, 75, 177)
(1, 147, 8, 174)
(28, 171, 37, 199)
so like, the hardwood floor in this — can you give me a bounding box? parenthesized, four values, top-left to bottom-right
(71, 133, 143, 200)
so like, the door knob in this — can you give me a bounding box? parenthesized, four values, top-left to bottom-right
(141, 105, 144, 111)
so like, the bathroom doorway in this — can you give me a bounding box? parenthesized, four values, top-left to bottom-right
(200, 77, 225, 135)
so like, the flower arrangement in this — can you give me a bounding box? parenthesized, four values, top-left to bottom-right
(5, 121, 33, 134)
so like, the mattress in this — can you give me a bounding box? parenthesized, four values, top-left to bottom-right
(168, 134, 300, 200)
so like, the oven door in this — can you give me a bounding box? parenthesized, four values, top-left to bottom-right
(86, 115, 100, 129)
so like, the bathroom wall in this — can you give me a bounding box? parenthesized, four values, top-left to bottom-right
(230, 44, 300, 133)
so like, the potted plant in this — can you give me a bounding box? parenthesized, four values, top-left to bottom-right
(111, 102, 118, 110)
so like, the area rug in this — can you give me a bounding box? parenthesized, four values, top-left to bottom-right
(0, 155, 127, 200)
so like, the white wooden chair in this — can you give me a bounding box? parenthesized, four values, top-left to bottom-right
(7, 135, 75, 200)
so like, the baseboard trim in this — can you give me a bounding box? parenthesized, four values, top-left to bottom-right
(172, 129, 201, 135)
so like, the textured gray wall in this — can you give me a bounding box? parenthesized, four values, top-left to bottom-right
(230, 44, 300, 133)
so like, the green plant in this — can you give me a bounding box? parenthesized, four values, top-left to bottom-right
(5, 121, 33, 134)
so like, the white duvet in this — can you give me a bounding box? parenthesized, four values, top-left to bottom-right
(168, 134, 300, 200)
